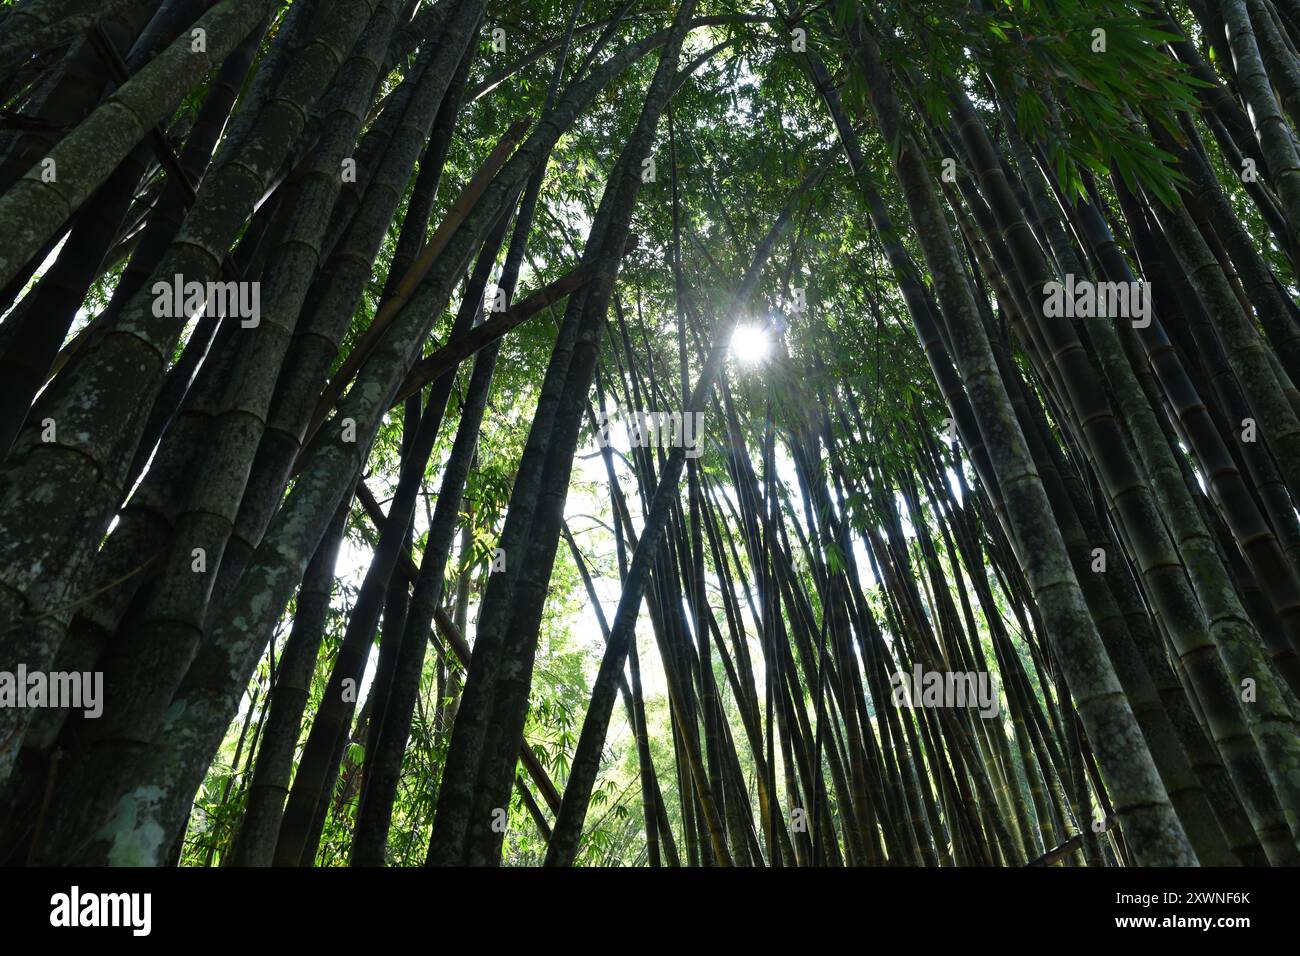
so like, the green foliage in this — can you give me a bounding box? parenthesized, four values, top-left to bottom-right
(174, 0, 1257, 868)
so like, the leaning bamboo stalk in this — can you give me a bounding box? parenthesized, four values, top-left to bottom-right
(303, 118, 532, 446)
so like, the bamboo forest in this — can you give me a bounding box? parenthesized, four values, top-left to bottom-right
(2, 0, 1300, 882)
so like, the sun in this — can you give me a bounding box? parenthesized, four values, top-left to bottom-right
(730, 322, 772, 365)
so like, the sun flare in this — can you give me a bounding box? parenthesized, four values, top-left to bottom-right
(730, 322, 772, 365)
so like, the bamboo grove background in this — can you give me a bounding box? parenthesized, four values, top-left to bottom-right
(0, 0, 1298, 867)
